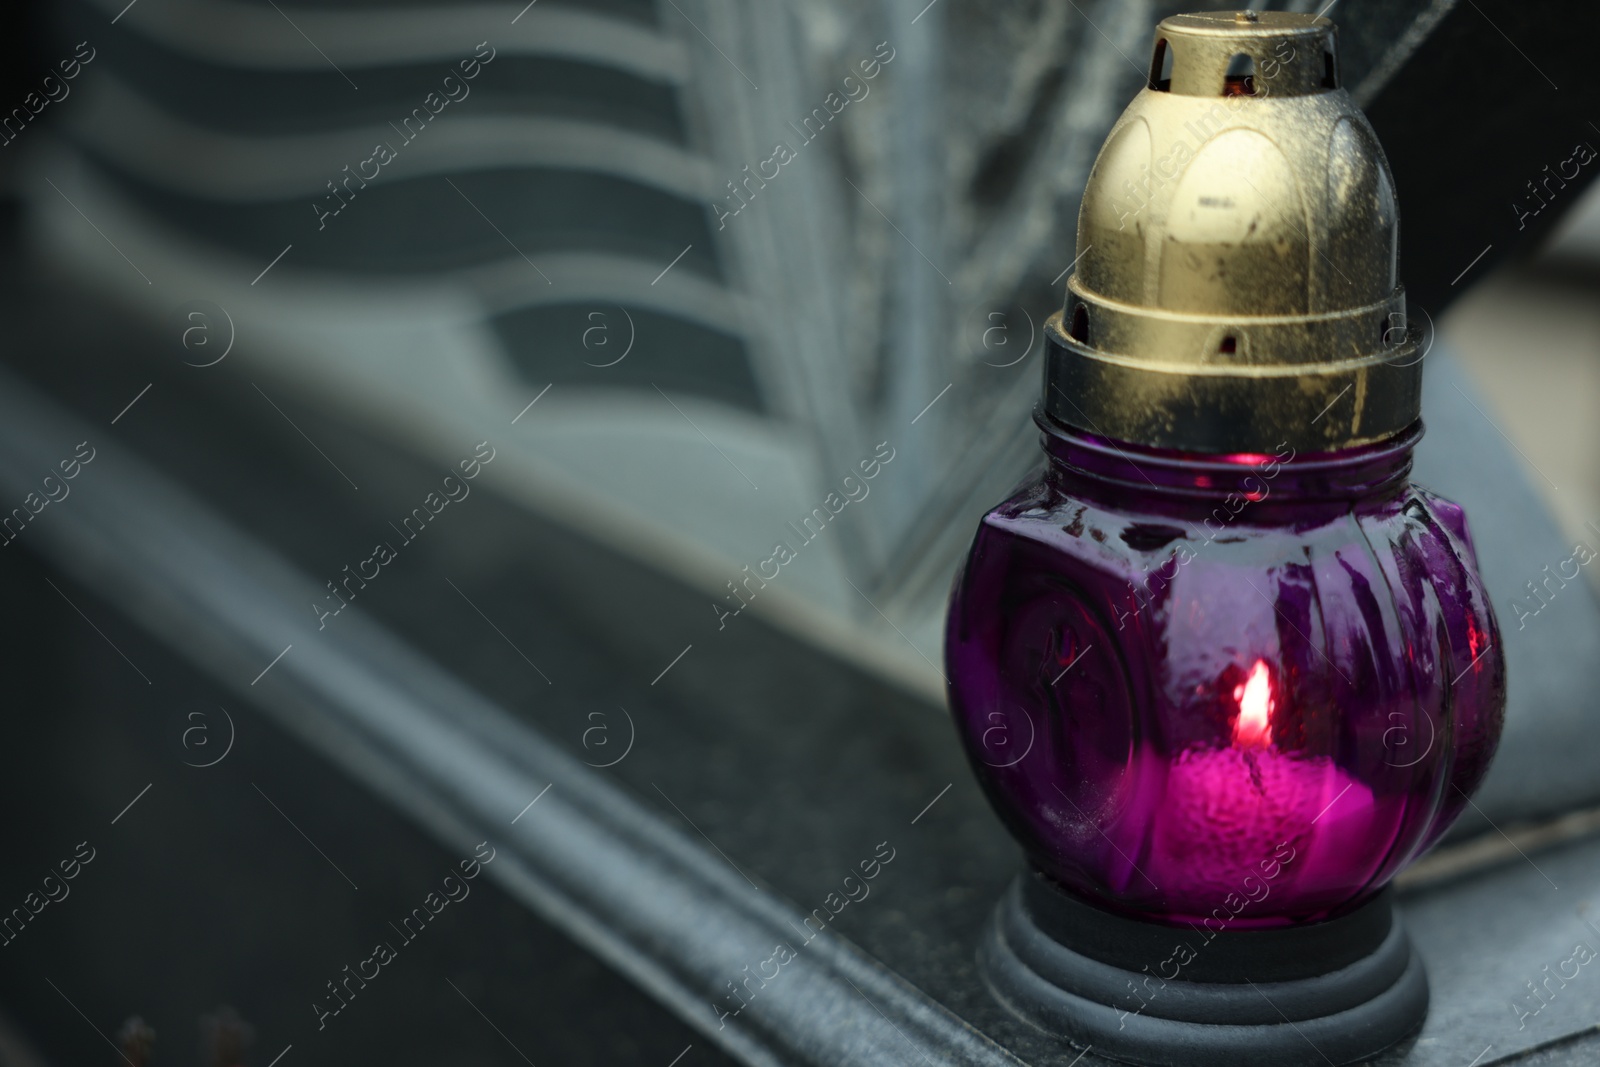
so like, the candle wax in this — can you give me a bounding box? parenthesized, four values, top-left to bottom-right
(1140, 744, 1377, 917)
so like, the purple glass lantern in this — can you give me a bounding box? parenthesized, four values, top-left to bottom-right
(945, 11, 1505, 1066)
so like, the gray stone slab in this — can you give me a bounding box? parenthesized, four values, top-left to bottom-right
(1411, 347, 1600, 833)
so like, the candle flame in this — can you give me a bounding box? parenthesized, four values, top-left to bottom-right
(1233, 660, 1274, 747)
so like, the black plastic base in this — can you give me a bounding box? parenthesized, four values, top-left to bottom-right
(979, 871, 1428, 1067)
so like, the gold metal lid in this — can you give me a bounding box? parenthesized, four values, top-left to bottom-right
(1043, 10, 1421, 453)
